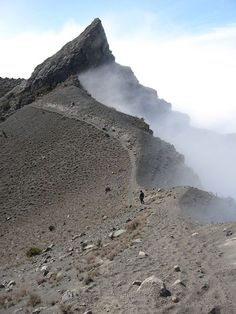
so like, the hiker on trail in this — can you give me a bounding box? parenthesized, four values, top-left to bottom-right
(139, 190, 144, 204)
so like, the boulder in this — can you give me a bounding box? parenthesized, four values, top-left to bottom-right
(137, 275, 171, 297)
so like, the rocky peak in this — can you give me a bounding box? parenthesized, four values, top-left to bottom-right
(27, 18, 114, 96)
(0, 18, 114, 119)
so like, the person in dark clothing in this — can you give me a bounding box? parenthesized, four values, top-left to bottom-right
(139, 190, 144, 204)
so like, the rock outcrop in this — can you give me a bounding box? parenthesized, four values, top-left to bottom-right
(0, 78, 24, 98)
(0, 18, 114, 119)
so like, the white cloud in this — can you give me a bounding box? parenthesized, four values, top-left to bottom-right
(104, 22, 236, 133)
(0, 20, 84, 79)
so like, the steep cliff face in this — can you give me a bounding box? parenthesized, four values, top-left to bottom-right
(27, 18, 114, 96)
(0, 18, 114, 119)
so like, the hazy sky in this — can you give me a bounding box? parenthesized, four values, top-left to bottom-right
(0, 0, 236, 133)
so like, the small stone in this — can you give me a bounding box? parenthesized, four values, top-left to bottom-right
(43, 244, 54, 253)
(105, 186, 111, 193)
(174, 265, 181, 272)
(171, 296, 179, 303)
(191, 232, 199, 237)
(138, 251, 148, 258)
(56, 272, 63, 281)
(132, 239, 142, 244)
(6, 216, 12, 221)
(103, 215, 107, 220)
(41, 266, 49, 276)
(109, 229, 126, 239)
(201, 283, 209, 291)
(72, 235, 80, 241)
(49, 225, 55, 231)
(172, 279, 185, 287)
(0, 283, 5, 289)
(7, 280, 16, 288)
(226, 230, 233, 237)
(132, 280, 142, 286)
(83, 311, 93, 314)
(160, 285, 171, 297)
(138, 275, 170, 297)
(84, 244, 95, 250)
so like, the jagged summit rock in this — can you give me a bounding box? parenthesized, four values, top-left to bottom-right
(0, 18, 114, 118)
(28, 18, 114, 95)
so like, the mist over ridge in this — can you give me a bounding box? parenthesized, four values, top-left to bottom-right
(79, 62, 236, 201)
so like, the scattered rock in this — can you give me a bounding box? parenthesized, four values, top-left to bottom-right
(138, 276, 163, 291)
(103, 215, 108, 220)
(72, 235, 80, 241)
(174, 265, 181, 272)
(43, 243, 54, 253)
(137, 275, 171, 297)
(49, 225, 55, 232)
(7, 280, 16, 288)
(109, 229, 126, 239)
(6, 216, 12, 221)
(171, 296, 179, 303)
(132, 280, 142, 286)
(226, 230, 233, 237)
(138, 251, 148, 258)
(191, 232, 199, 237)
(160, 284, 171, 297)
(83, 311, 93, 314)
(84, 244, 95, 250)
(41, 266, 49, 276)
(105, 186, 111, 193)
(201, 283, 209, 291)
(56, 272, 63, 281)
(0, 283, 5, 289)
(172, 279, 186, 287)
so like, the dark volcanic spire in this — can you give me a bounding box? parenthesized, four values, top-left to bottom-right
(0, 18, 115, 120)
(28, 18, 115, 95)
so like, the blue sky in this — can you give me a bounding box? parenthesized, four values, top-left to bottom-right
(1, 0, 236, 35)
(0, 1, 236, 132)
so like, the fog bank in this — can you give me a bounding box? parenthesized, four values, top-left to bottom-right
(79, 63, 236, 201)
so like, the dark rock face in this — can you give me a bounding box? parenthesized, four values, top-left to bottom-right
(27, 18, 114, 96)
(0, 78, 24, 98)
(0, 18, 114, 119)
